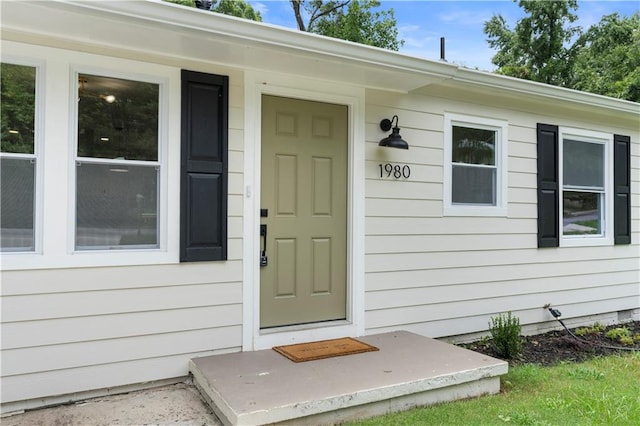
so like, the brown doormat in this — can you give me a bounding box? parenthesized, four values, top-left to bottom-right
(273, 337, 379, 362)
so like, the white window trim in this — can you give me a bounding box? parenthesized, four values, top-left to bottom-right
(559, 127, 613, 247)
(0, 56, 45, 256)
(69, 66, 169, 255)
(443, 113, 508, 217)
(1, 42, 180, 270)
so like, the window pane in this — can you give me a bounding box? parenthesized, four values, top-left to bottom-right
(563, 191, 601, 235)
(452, 126, 496, 166)
(563, 139, 604, 188)
(77, 74, 159, 161)
(452, 164, 496, 205)
(1, 158, 35, 251)
(1, 63, 36, 154)
(76, 163, 158, 249)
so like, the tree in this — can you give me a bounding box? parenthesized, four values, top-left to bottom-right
(209, 0, 262, 21)
(291, 0, 403, 50)
(484, 0, 580, 85)
(166, 0, 401, 50)
(164, 0, 262, 21)
(570, 13, 640, 102)
(290, 0, 350, 32)
(484, 1, 639, 102)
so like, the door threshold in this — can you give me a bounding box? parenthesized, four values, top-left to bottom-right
(260, 319, 350, 335)
(253, 320, 358, 350)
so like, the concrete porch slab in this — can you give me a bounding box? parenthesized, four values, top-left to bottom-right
(190, 331, 508, 425)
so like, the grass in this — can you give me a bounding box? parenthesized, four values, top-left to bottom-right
(347, 353, 640, 426)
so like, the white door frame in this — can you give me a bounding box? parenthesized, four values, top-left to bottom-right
(242, 70, 366, 350)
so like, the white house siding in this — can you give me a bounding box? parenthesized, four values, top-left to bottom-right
(0, 41, 246, 410)
(363, 87, 640, 339)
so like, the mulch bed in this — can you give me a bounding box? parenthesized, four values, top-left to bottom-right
(461, 320, 640, 366)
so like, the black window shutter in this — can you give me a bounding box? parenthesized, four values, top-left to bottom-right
(613, 134, 631, 245)
(537, 123, 560, 248)
(180, 70, 228, 262)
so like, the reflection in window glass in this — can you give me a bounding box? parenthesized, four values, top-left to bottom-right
(1, 62, 37, 252)
(562, 139, 605, 237)
(1, 63, 36, 154)
(451, 125, 497, 206)
(77, 74, 158, 161)
(452, 126, 495, 165)
(76, 163, 158, 249)
(75, 73, 161, 250)
(563, 191, 601, 235)
(1, 158, 35, 251)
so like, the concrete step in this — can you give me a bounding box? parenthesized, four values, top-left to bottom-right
(190, 331, 508, 425)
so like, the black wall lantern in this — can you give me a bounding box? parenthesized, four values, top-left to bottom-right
(379, 115, 409, 149)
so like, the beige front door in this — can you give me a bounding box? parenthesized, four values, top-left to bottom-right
(260, 95, 348, 328)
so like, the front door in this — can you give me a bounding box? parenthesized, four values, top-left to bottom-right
(260, 95, 348, 328)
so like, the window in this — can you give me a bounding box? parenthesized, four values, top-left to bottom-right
(560, 129, 612, 246)
(562, 138, 606, 237)
(444, 114, 508, 216)
(75, 73, 161, 250)
(536, 124, 628, 247)
(1, 62, 39, 252)
(1, 43, 182, 270)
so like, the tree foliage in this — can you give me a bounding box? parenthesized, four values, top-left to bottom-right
(165, 0, 401, 50)
(570, 13, 640, 102)
(291, 0, 403, 50)
(290, 0, 350, 32)
(165, 0, 262, 21)
(484, 0, 580, 85)
(484, 1, 639, 102)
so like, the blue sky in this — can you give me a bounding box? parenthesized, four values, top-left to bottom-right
(247, 1, 639, 71)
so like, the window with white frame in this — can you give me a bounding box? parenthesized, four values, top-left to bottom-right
(560, 130, 611, 244)
(444, 114, 508, 216)
(75, 73, 161, 250)
(1, 62, 39, 252)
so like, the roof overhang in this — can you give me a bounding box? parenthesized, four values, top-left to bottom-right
(1, 0, 457, 92)
(1, 0, 638, 120)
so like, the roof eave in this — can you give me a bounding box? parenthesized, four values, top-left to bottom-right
(2, 0, 638, 117)
(454, 67, 640, 116)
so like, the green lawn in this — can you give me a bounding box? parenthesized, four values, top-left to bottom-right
(348, 353, 640, 426)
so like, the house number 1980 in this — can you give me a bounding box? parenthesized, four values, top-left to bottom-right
(379, 163, 410, 179)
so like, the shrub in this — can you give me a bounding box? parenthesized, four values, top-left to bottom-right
(575, 323, 606, 337)
(575, 327, 590, 337)
(619, 336, 634, 346)
(605, 327, 631, 341)
(489, 311, 523, 359)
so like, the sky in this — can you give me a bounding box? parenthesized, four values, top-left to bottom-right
(246, 0, 639, 71)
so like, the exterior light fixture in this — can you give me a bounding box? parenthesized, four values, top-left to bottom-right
(379, 115, 409, 149)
